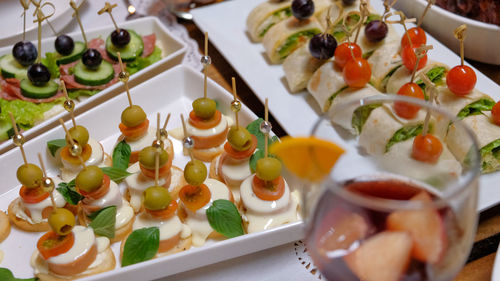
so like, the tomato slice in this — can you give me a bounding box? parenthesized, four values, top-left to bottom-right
(189, 110, 222, 129)
(19, 186, 50, 204)
(179, 184, 211, 212)
(60, 144, 92, 165)
(78, 174, 110, 200)
(191, 127, 228, 149)
(119, 119, 149, 139)
(37, 231, 75, 260)
(252, 176, 285, 201)
(224, 134, 258, 160)
(146, 200, 178, 220)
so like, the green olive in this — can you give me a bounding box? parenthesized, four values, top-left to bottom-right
(48, 208, 75, 235)
(192, 97, 216, 119)
(16, 163, 43, 188)
(184, 160, 207, 186)
(139, 146, 169, 170)
(143, 186, 171, 211)
(66, 125, 89, 147)
(256, 157, 282, 181)
(227, 126, 252, 151)
(75, 166, 104, 193)
(121, 105, 147, 127)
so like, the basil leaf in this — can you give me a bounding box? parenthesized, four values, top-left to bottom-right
(47, 139, 66, 157)
(56, 180, 83, 205)
(0, 268, 37, 281)
(352, 104, 381, 134)
(457, 99, 495, 120)
(206, 199, 244, 238)
(89, 206, 116, 238)
(112, 140, 131, 170)
(122, 227, 160, 267)
(385, 124, 423, 152)
(249, 150, 279, 173)
(247, 119, 280, 172)
(101, 167, 132, 183)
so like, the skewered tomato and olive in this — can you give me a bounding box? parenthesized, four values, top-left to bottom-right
(66, 125, 90, 147)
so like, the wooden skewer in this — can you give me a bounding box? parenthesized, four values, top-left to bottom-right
(231, 77, 239, 128)
(31, 0, 56, 35)
(454, 24, 467, 66)
(9, 113, 27, 165)
(180, 114, 194, 161)
(70, 0, 87, 46)
(203, 32, 209, 99)
(156, 113, 161, 141)
(325, 3, 342, 35)
(162, 113, 171, 132)
(383, 0, 399, 16)
(38, 153, 56, 208)
(355, 0, 369, 44)
(20, 0, 30, 41)
(59, 119, 86, 168)
(60, 80, 77, 128)
(117, 52, 133, 107)
(417, 0, 435, 28)
(410, 45, 433, 83)
(419, 73, 436, 136)
(98, 2, 120, 32)
(264, 98, 269, 157)
(384, 11, 417, 48)
(341, 11, 361, 59)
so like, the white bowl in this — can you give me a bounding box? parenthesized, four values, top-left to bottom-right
(394, 0, 500, 65)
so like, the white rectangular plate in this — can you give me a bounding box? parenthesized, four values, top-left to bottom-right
(0, 65, 303, 280)
(191, 0, 500, 212)
(0, 16, 187, 154)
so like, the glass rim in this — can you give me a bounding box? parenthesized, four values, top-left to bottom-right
(310, 94, 481, 211)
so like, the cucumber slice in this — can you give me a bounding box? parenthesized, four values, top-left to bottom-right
(0, 119, 15, 141)
(105, 30, 144, 62)
(20, 79, 59, 99)
(74, 60, 115, 86)
(56, 41, 86, 65)
(0, 54, 28, 79)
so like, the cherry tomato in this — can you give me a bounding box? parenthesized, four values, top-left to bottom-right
(19, 186, 50, 204)
(334, 42, 362, 68)
(446, 65, 476, 96)
(401, 45, 428, 71)
(37, 231, 75, 260)
(411, 134, 443, 163)
(491, 101, 500, 126)
(401, 27, 426, 49)
(394, 82, 425, 119)
(343, 57, 371, 88)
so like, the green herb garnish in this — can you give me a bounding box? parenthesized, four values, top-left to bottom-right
(206, 199, 244, 238)
(47, 139, 66, 157)
(88, 206, 116, 238)
(101, 167, 132, 183)
(247, 118, 279, 172)
(56, 180, 83, 205)
(0, 268, 37, 281)
(122, 227, 160, 267)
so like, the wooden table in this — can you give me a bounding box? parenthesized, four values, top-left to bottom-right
(180, 20, 500, 281)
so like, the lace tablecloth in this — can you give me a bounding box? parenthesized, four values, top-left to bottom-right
(62, 1, 319, 280)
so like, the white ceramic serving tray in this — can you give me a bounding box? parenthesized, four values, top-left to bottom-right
(395, 0, 500, 65)
(191, 0, 500, 212)
(0, 65, 303, 280)
(0, 0, 85, 47)
(0, 16, 187, 154)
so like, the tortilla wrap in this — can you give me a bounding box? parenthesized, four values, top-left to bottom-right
(386, 61, 449, 95)
(327, 84, 381, 133)
(263, 17, 323, 64)
(307, 60, 346, 111)
(283, 42, 327, 92)
(247, 1, 292, 42)
(367, 40, 402, 91)
(358, 106, 404, 155)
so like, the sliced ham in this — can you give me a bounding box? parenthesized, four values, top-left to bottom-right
(0, 77, 64, 103)
(59, 61, 79, 76)
(88, 38, 113, 63)
(141, 34, 156, 57)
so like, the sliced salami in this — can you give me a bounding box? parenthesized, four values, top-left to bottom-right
(141, 34, 156, 57)
(61, 63, 120, 90)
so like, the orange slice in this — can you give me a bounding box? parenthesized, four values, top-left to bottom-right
(269, 136, 344, 182)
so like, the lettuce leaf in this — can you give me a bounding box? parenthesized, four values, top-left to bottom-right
(480, 139, 500, 173)
(0, 98, 63, 130)
(416, 66, 447, 91)
(385, 124, 423, 152)
(41, 52, 60, 78)
(278, 29, 321, 60)
(67, 89, 100, 99)
(352, 104, 381, 134)
(456, 98, 495, 120)
(365, 14, 381, 24)
(126, 46, 162, 75)
(326, 86, 348, 110)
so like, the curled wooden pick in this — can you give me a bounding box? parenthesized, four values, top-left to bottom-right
(454, 24, 467, 41)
